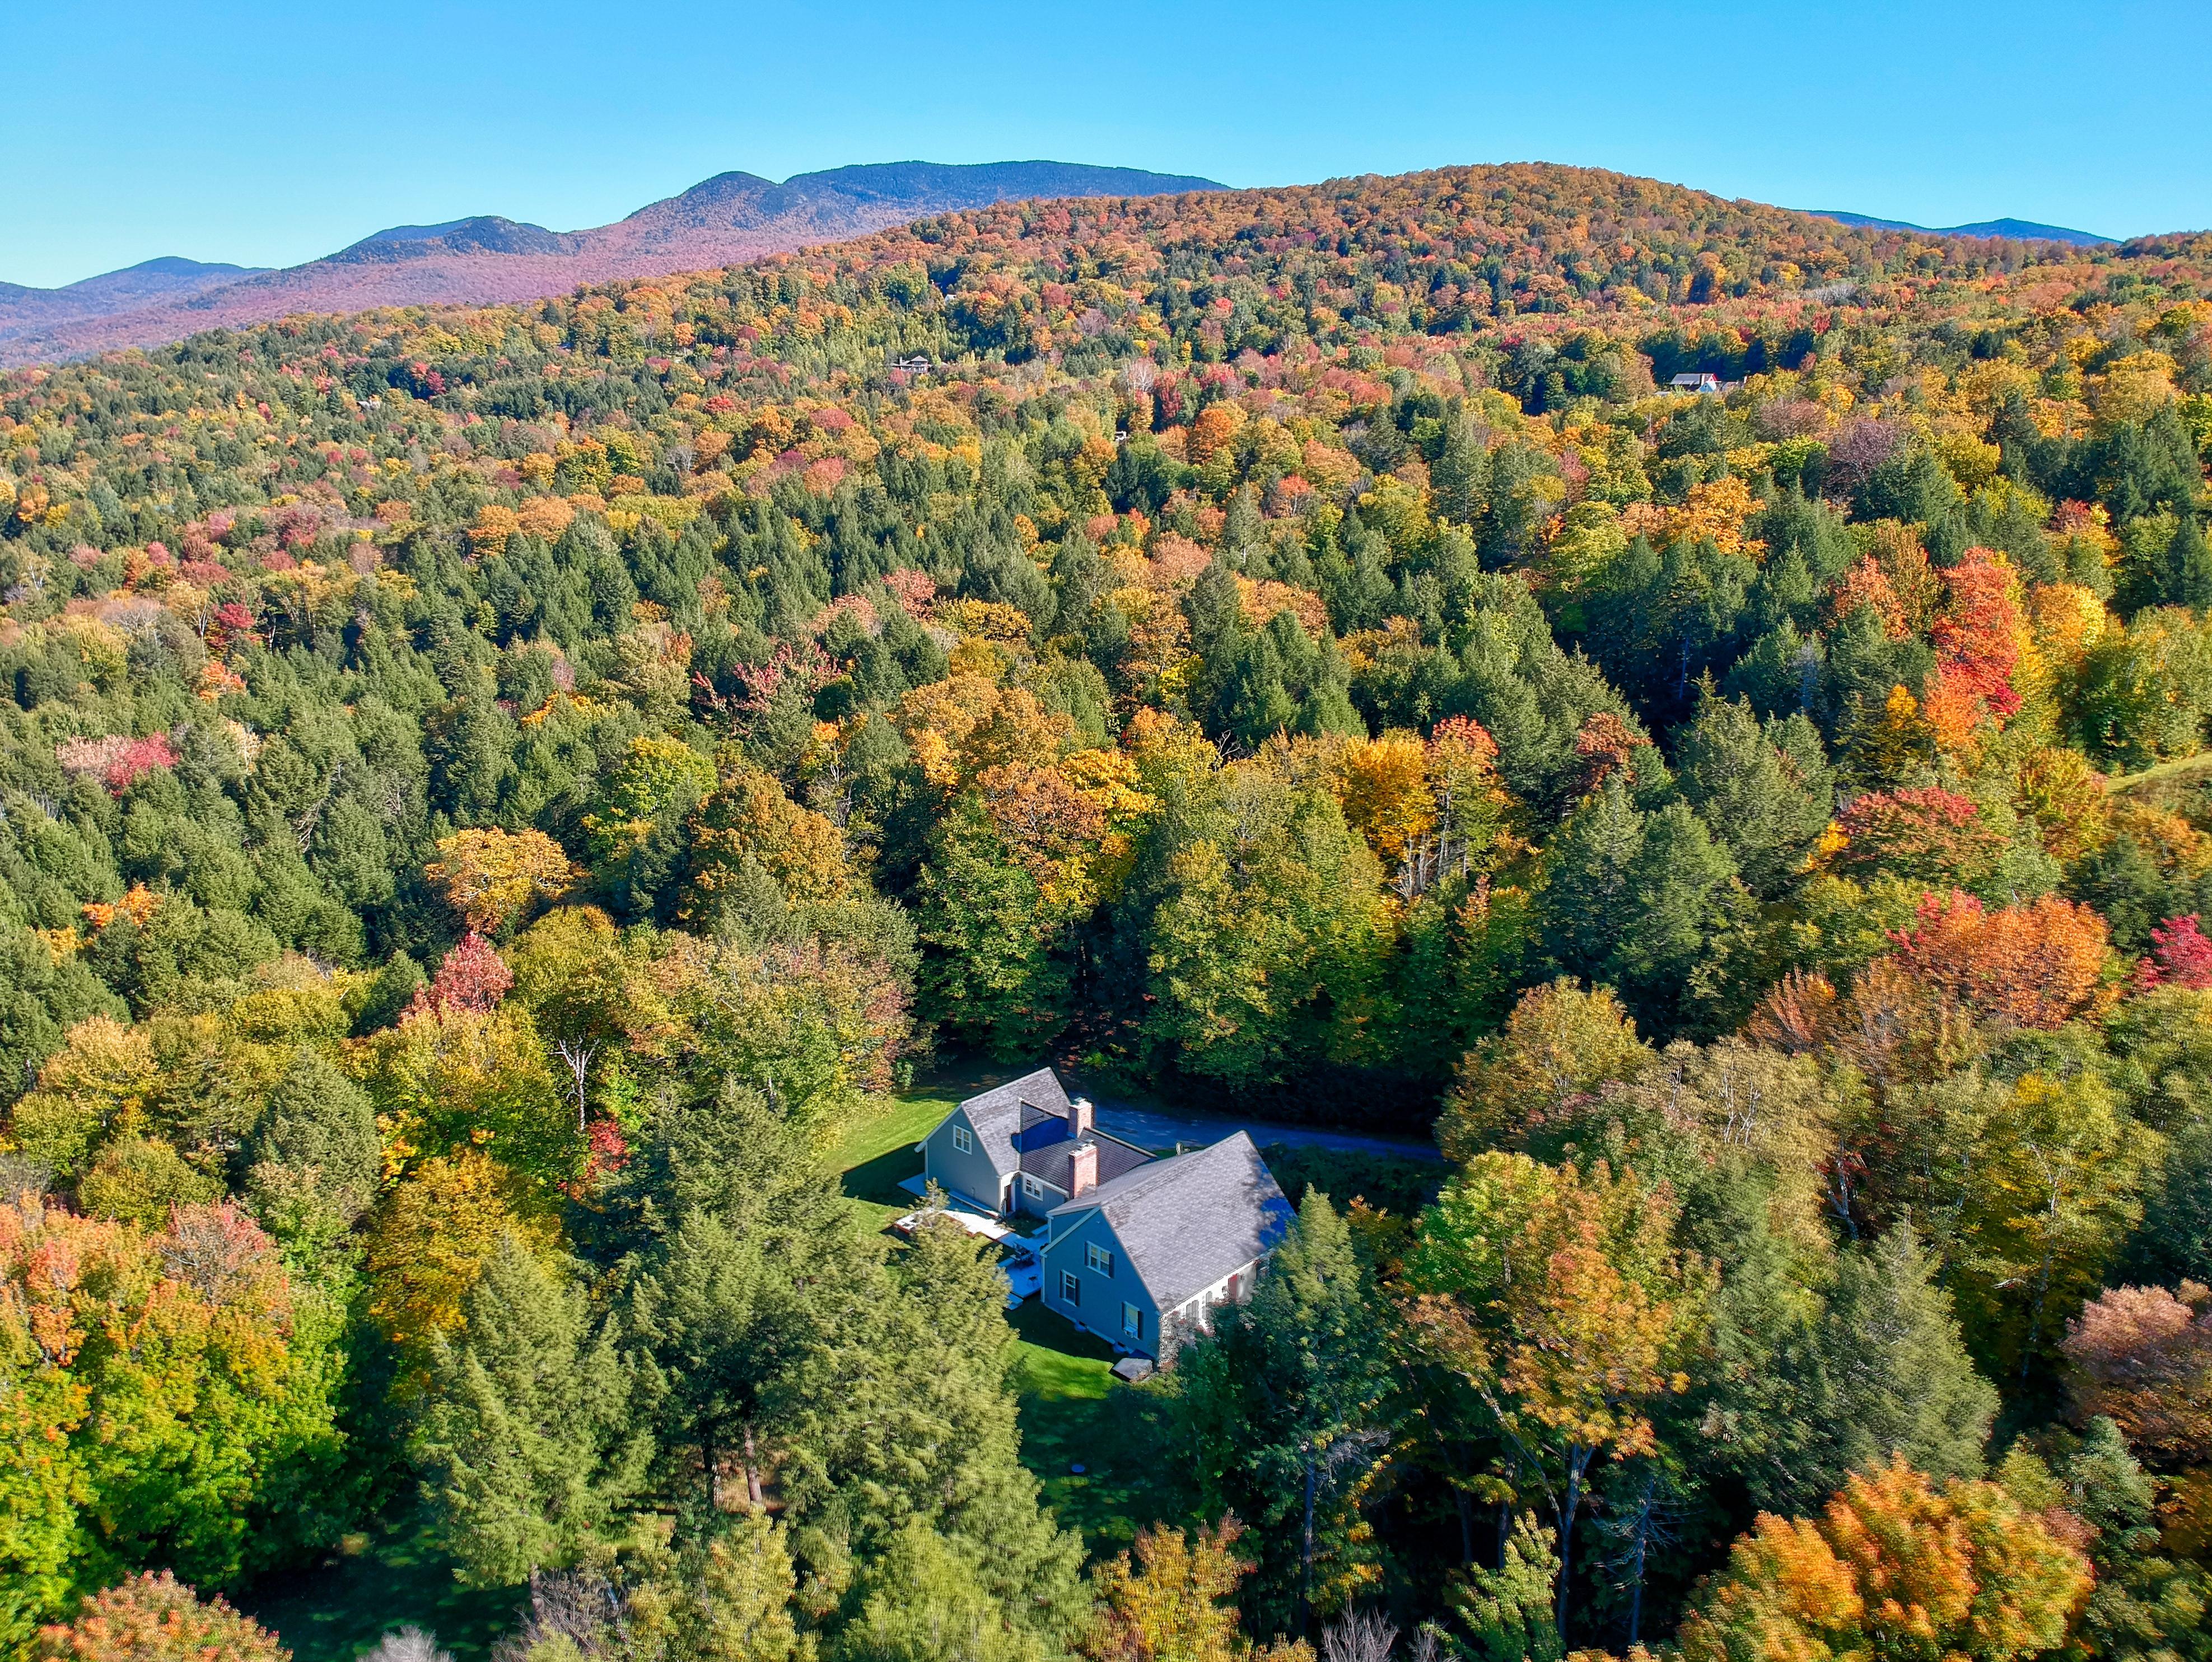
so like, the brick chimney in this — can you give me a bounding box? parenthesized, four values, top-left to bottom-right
(1068, 1140, 1098, 1198)
(1068, 1096, 1095, 1138)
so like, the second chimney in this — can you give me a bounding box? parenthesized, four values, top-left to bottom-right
(1068, 1140, 1098, 1198)
(1068, 1096, 1095, 1138)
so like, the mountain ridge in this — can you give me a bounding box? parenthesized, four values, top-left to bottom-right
(1805, 208, 2115, 246)
(0, 160, 1225, 367)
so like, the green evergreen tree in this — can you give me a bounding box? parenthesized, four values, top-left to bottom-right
(1610, 801, 1743, 1031)
(416, 1233, 655, 1585)
(1174, 1190, 1394, 1636)
(1673, 691, 1833, 900)
(1816, 1222, 1998, 1488)
(244, 1046, 380, 1261)
(2135, 1119, 2212, 1286)
(830, 1521, 1044, 1662)
(1543, 782, 1742, 1033)
(618, 1078, 866, 1526)
(2064, 1416, 2212, 1662)
(774, 1215, 1084, 1647)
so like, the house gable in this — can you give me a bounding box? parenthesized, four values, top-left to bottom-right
(920, 1105, 1013, 1211)
(944, 1067, 1070, 1174)
(921, 1066, 1124, 1216)
(1042, 1131, 1291, 1360)
(1048, 1132, 1291, 1309)
(1040, 1207, 1160, 1353)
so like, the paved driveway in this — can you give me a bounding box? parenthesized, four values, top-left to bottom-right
(1085, 1096, 1442, 1162)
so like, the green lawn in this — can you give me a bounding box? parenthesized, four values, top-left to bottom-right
(831, 1090, 1176, 1559)
(2110, 750, 2212, 797)
(240, 1512, 522, 1662)
(1007, 1302, 1169, 1558)
(829, 1086, 960, 1229)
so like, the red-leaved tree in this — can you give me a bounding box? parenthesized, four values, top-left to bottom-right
(2134, 914, 2212, 993)
(408, 932, 514, 1018)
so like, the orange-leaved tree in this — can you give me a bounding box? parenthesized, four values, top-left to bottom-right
(2061, 1283, 2212, 1468)
(1884, 890, 2110, 1030)
(1675, 1460, 2089, 1662)
(35, 1571, 288, 1661)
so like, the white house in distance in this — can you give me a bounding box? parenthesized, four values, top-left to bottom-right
(917, 1067, 1294, 1363)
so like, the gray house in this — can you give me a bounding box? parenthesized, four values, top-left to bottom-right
(917, 1069, 1293, 1363)
(917, 1067, 1153, 1218)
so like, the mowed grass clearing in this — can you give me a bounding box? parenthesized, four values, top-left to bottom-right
(835, 1089, 1173, 1559)
(240, 1512, 519, 1662)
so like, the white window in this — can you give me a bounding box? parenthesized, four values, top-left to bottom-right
(951, 1125, 972, 1154)
(1023, 1174, 1044, 1199)
(1060, 1269, 1081, 1306)
(1086, 1242, 1113, 1275)
(1122, 1302, 1143, 1339)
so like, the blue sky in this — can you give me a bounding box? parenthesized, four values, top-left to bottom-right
(4, 0, 2208, 288)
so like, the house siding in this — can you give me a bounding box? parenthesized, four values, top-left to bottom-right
(1040, 1208, 1162, 1357)
(920, 1109, 1009, 1212)
(1012, 1171, 1067, 1218)
(1156, 1256, 1264, 1363)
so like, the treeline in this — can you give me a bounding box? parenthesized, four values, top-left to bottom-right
(2, 160, 2211, 1658)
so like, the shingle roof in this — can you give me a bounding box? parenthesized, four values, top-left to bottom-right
(1050, 1132, 1292, 1309)
(953, 1067, 1071, 1174)
(1018, 1118, 1154, 1194)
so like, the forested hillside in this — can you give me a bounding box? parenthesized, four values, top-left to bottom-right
(4, 162, 2212, 1661)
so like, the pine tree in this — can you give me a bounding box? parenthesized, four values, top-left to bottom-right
(1609, 801, 1742, 1032)
(1673, 691, 1833, 900)
(1537, 778, 1648, 990)
(618, 1078, 862, 1523)
(2159, 513, 2212, 614)
(1816, 1222, 1998, 1489)
(831, 1521, 1045, 1662)
(416, 1233, 654, 1585)
(244, 1046, 380, 1260)
(629, 1206, 820, 1525)
(774, 1216, 1084, 1646)
(1174, 1191, 1394, 1635)
(2062, 1416, 2212, 1662)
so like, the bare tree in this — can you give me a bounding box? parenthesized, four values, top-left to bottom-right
(363, 1629, 451, 1662)
(1321, 1608, 1398, 1662)
(553, 1035, 601, 1133)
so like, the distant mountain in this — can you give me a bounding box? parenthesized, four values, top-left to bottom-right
(0, 256, 267, 332)
(0, 161, 1224, 367)
(328, 216, 581, 262)
(1807, 210, 2115, 246)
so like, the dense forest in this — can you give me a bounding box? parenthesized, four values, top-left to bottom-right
(4, 162, 2212, 1661)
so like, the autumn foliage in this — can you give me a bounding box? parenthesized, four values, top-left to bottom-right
(2134, 913, 2212, 992)
(1676, 1461, 2089, 1662)
(34, 1571, 288, 1661)
(1884, 890, 2110, 1030)
(426, 827, 575, 934)
(1832, 788, 2004, 887)
(2061, 1283, 2212, 1468)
